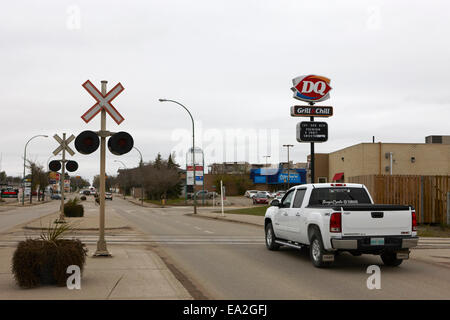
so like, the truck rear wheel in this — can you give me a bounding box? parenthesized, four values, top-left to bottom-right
(310, 232, 333, 268)
(265, 223, 280, 251)
(381, 252, 403, 267)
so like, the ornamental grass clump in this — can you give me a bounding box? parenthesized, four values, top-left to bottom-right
(11, 222, 88, 288)
(64, 197, 84, 217)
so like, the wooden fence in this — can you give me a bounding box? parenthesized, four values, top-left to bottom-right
(348, 175, 450, 224)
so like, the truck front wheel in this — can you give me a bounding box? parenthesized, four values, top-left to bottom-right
(310, 232, 333, 268)
(381, 252, 403, 267)
(265, 223, 280, 251)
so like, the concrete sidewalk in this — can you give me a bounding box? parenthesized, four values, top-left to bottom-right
(0, 244, 192, 299)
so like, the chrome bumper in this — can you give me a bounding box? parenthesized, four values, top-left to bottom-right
(331, 237, 419, 250)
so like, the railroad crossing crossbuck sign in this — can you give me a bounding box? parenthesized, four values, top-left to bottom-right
(53, 134, 75, 156)
(81, 80, 125, 124)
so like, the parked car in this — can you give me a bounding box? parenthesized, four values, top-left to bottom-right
(245, 190, 259, 198)
(188, 190, 218, 199)
(83, 190, 91, 196)
(105, 192, 113, 200)
(264, 183, 418, 268)
(270, 195, 283, 206)
(275, 190, 286, 197)
(51, 193, 66, 200)
(253, 191, 269, 205)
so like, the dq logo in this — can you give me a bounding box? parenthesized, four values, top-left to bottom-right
(291, 75, 332, 103)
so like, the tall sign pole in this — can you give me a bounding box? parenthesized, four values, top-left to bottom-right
(309, 103, 315, 183)
(291, 75, 332, 184)
(60, 133, 67, 220)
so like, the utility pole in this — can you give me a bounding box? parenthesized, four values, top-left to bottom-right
(58, 133, 67, 222)
(95, 80, 110, 256)
(263, 155, 271, 167)
(283, 144, 294, 189)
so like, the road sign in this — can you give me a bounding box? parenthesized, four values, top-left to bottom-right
(296, 121, 328, 143)
(291, 75, 332, 103)
(291, 106, 333, 117)
(53, 134, 75, 156)
(81, 80, 125, 124)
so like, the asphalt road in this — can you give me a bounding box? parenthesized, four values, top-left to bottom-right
(0, 200, 59, 234)
(113, 198, 450, 300)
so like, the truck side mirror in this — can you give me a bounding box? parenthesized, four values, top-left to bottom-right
(271, 199, 280, 207)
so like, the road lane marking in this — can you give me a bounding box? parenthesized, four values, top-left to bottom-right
(204, 230, 214, 234)
(194, 226, 202, 230)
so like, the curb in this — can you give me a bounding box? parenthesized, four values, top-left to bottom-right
(23, 225, 132, 231)
(185, 213, 263, 227)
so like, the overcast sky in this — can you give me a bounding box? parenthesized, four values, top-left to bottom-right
(1, 0, 449, 183)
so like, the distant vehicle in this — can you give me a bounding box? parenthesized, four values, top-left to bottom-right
(105, 192, 113, 200)
(270, 195, 283, 206)
(275, 190, 286, 197)
(51, 193, 66, 200)
(245, 190, 259, 198)
(187, 190, 218, 199)
(253, 191, 269, 205)
(83, 190, 91, 196)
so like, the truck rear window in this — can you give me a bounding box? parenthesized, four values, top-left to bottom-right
(308, 187, 371, 206)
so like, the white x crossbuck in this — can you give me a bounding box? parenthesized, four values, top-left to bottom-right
(53, 134, 75, 156)
(81, 80, 125, 124)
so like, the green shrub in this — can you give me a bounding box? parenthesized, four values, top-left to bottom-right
(11, 223, 88, 288)
(64, 197, 84, 217)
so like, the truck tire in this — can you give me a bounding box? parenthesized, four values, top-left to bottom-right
(381, 252, 403, 267)
(309, 231, 333, 268)
(265, 222, 280, 251)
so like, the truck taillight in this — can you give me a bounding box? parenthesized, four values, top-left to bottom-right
(412, 211, 417, 232)
(330, 212, 342, 233)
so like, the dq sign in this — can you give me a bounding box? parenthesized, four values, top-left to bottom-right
(291, 75, 332, 103)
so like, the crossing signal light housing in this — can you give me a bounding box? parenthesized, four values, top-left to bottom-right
(108, 131, 134, 155)
(75, 130, 100, 155)
(48, 160, 61, 172)
(66, 160, 78, 172)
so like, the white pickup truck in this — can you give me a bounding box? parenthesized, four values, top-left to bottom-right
(264, 183, 418, 267)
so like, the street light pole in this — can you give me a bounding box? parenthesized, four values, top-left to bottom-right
(114, 160, 127, 199)
(159, 99, 197, 214)
(283, 144, 294, 190)
(22, 134, 48, 205)
(133, 146, 144, 206)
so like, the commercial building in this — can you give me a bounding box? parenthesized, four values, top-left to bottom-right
(309, 135, 450, 182)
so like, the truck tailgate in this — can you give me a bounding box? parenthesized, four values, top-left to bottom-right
(341, 208, 412, 236)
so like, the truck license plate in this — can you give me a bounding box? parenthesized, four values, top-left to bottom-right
(370, 238, 384, 246)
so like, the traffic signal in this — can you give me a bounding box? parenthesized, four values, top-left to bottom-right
(108, 131, 134, 155)
(49, 160, 61, 172)
(75, 130, 100, 155)
(66, 160, 78, 172)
